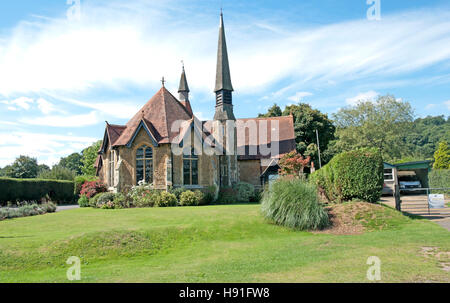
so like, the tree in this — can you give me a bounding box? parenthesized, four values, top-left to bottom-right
(3, 155, 39, 179)
(433, 141, 450, 169)
(283, 103, 336, 165)
(333, 95, 414, 161)
(278, 151, 311, 178)
(81, 140, 102, 176)
(38, 164, 50, 175)
(38, 165, 76, 181)
(258, 104, 282, 118)
(59, 153, 83, 175)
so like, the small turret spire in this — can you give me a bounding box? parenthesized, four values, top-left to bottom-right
(178, 61, 190, 94)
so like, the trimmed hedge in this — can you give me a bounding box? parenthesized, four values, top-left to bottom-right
(310, 148, 384, 203)
(0, 178, 75, 205)
(429, 169, 450, 189)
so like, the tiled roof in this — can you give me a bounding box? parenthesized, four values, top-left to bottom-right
(113, 87, 192, 146)
(236, 116, 296, 160)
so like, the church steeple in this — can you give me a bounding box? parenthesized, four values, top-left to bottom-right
(214, 12, 235, 121)
(178, 63, 193, 116)
(178, 62, 190, 102)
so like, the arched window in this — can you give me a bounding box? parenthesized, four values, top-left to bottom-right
(183, 148, 198, 185)
(136, 145, 153, 184)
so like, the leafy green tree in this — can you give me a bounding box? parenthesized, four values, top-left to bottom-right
(38, 165, 76, 181)
(402, 115, 450, 160)
(3, 155, 39, 179)
(433, 141, 450, 169)
(81, 140, 102, 176)
(333, 95, 414, 161)
(258, 104, 282, 118)
(283, 103, 336, 165)
(59, 153, 83, 175)
(38, 164, 50, 175)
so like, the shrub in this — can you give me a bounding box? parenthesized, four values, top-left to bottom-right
(74, 175, 97, 197)
(169, 187, 188, 200)
(113, 193, 130, 209)
(41, 202, 57, 213)
(100, 201, 115, 209)
(80, 180, 107, 199)
(95, 192, 116, 208)
(156, 191, 178, 207)
(179, 190, 200, 206)
(78, 195, 90, 207)
(261, 178, 329, 230)
(200, 185, 216, 205)
(89, 193, 101, 208)
(0, 178, 74, 206)
(217, 187, 238, 204)
(310, 148, 384, 203)
(0, 202, 57, 221)
(234, 182, 255, 203)
(429, 169, 450, 189)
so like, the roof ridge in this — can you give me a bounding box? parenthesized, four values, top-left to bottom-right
(238, 115, 294, 121)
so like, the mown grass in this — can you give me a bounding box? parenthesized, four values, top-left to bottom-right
(0, 204, 449, 283)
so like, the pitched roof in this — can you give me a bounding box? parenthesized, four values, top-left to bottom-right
(236, 115, 296, 160)
(113, 86, 192, 146)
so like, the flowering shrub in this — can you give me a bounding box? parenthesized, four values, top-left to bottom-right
(179, 190, 200, 206)
(80, 181, 107, 199)
(78, 195, 89, 207)
(156, 191, 177, 207)
(278, 151, 311, 178)
(127, 183, 159, 207)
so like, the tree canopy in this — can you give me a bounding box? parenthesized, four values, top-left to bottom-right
(433, 141, 450, 169)
(2, 156, 40, 179)
(58, 152, 83, 175)
(81, 140, 102, 176)
(332, 95, 414, 161)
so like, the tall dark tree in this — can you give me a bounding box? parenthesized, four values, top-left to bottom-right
(258, 104, 282, 118)
(81, 140, 102, 176)
(59, 152, 83, 175)
(3, 155, 39, 179)
(283, 103, 336, 165)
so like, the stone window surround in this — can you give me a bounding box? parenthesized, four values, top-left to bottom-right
(134, 142, 154, 185)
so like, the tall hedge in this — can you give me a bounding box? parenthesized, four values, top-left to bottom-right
(311, 148, 384, 203)
(0, 178, 75, 205)
(429, 169, 450, 189)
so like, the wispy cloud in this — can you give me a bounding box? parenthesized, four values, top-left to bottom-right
(288, 91, 313, 102)
(0, 132, 97, 167)
(0, 2, 449, 97)
(20, 111, 100, 127)
(346, 90, 379, 105)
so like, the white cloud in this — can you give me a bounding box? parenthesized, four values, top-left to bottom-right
(0, 2, 449, 97)
(37, 98, 58, 114)
(288, 91, 313, 102)
(0, 132, 97, 167)
(425, 103, 437, 110)
(20, 111, 100, 127)
(445, 100, 450, 110)
(346, 90, 379, 105)
(1, 97, 34, 110)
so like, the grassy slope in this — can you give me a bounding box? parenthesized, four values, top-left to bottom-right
(0, 204, 449, 283)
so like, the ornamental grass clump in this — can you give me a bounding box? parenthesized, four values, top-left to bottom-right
(261, 178, 329, 231)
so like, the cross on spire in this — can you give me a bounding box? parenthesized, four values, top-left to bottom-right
(161, 77, 166, 87)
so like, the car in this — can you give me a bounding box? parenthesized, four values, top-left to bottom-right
(399, 180, 422, 190)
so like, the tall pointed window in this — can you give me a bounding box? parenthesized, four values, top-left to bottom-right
(109, 150, 115, 187)
(136, 145, 153, 184)
(183, 148, 198, 185)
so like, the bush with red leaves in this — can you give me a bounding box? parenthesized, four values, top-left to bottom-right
(80, 180, 107, 199)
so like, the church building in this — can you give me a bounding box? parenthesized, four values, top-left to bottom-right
(95, 13, 296, 192)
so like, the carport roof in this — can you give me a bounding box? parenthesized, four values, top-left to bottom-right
(393, 160, 432, 171)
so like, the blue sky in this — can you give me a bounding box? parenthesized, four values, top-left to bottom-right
(0, 0, 449, 167)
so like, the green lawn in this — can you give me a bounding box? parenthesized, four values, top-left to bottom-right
(0, 204, 449, 283)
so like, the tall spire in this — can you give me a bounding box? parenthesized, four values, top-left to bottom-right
(178, 61, 190, 93)
(178, 62, 193, 116)
(214, 12, 235, 121)
(215, 12, 233, 93)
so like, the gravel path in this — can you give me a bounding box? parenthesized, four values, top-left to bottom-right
(55, 205, 80, 212)
(436, 218, 450, 232)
